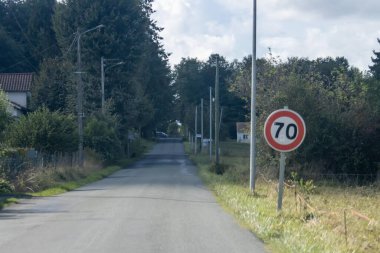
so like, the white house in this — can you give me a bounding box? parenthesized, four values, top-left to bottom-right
(0, 73, 33, 117)
(236, 122, 250, 143)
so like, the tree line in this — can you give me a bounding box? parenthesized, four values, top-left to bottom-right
(173, 47, 380, 179)
(0, 0, 173, 161)
(0, 0, 379, 180)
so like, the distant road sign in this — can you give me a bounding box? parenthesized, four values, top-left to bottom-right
(264, 109, 306, 152)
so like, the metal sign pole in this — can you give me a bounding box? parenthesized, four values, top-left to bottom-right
(201, 98, 204, 153)
(250, 0, 258, 191)
(278, 105, 289, 211)
(277, 152, 286, 211)
(209, 87, 213, 160)
(195, 106, 198, 155)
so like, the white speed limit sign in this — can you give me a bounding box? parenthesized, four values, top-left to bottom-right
(264, 109, 306, 152)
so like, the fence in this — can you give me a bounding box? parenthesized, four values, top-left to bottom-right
(293, 172, 378, 186)
(0, 151, 80, 180)
(258, 171, 379, 250)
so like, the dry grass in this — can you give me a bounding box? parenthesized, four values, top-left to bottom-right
(187, 142, 380, 253)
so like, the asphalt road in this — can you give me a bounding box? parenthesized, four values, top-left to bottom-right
(0, 139, 267, 253)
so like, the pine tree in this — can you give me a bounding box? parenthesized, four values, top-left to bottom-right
(369, 38, 380, 79)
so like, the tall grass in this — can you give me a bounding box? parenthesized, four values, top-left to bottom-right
(187, 142, 379, 253)
(0, 139, 154, 203)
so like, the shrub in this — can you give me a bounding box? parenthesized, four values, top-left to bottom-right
(0, 177, 14, 193)
(84, 112, 122, 161)
(5, 107, 78, 153)
(0, 90, 12, 139)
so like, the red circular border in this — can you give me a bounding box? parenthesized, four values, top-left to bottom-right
(264, 109, 306, 152)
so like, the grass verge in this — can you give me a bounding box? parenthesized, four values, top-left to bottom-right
(31, 165, 121, 197)
(186, 142, 379, 253)
(0, 139, 154, 208)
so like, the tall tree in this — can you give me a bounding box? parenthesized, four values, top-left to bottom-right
(53, 0, 173, 139)
(0, 0, 60, 72)
(370, 38, 380, 80)
(31, 58, 76, 113)
(173, 58, 205, 131)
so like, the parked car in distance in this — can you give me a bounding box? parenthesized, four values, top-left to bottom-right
(155, 131, 168, 138)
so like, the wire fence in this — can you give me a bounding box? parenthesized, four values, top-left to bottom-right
(258, 171, 379, 250)
(295, 172, 378, 186)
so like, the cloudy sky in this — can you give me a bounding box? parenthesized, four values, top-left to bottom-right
(152, 0, 380, 70)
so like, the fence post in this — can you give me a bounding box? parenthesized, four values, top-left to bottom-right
(344, 209, 348, 249)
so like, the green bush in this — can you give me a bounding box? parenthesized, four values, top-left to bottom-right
(84, 112, 122, 161)
(5, 107, 78, 153)
(0, 90, 12, 139)
(0, 178, 14, 194)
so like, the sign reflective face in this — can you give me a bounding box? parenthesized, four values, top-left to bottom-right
(264, 109, 306, 152)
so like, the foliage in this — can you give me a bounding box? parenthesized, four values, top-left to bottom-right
(31, 58, 76, 113)
(0, 0, 173, 146)
(229, 55, 379, 178)
(84, 112, 122, 161)
(176, 52, 379, 178)
(0, 177, 14, 193)
(186, 142, 380, 253)
(173, 55, 247, 140)
(209, 163, 229, 175)
(167, 121, 180, 136)
(369, 38, 380, 79)
(0, 0, 59, 72)
(290, 172, 316, 195)
(0, 90, 12, 139)
(53, 0, 173, 136)
(5, 107, 78, 153)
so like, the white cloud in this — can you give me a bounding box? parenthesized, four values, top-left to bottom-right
(152, 0, 380, 70)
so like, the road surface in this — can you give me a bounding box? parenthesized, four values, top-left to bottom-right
(0, 139, 267, 253)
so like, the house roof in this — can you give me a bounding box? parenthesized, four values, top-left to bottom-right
(0, 73, 33, 92)
(236, 122, 250, 134)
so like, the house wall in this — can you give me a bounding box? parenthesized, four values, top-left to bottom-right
(237, 132, 250, 143)
(6, 92, 27, 108)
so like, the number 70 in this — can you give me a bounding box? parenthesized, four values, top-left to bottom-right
(274, 122, 297, 140)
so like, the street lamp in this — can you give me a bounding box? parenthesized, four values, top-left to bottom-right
(101, 57, 124, 114)
(75, 24, 105, 167)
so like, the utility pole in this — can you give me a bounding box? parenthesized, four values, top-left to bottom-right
(250, 0, 258, 191)
(201, 98, 204, 153)
(101, 57, 105, 114)
(209, 87, 212, 160)
(214, 56, 220, 171)
(195, 106, 198, 155)
(101, 57, 124, 114)
(76, 28, 84, 167)
(75, 25, 104, 167)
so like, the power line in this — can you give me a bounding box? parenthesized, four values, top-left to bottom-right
(0, 34, 76, 73)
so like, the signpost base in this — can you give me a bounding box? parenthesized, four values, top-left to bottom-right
(277, 152, 286, 211)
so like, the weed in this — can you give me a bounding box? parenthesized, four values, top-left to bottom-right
(186, 141, 380, 253)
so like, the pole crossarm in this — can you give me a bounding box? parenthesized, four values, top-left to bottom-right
(78, 24, 105, 37)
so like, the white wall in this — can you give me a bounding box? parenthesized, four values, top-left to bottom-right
(237, 133, 250, 143)
(6, 92, 27, 108)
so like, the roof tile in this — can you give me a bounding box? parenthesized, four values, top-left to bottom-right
(0, 73, 33, 92)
